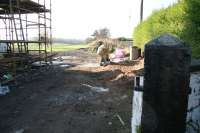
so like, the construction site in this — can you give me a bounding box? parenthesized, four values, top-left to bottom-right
(0, 0, 52, 78)
(1, 0, 198, 133)
(0, 0, 144, 133)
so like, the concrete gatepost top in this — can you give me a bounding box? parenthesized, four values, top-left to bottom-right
(145, 34, 188, 48)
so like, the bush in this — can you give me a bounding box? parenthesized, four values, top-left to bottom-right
(133, 0, 200, 58)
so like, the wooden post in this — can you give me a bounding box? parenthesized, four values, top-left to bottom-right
(130, 46, 141, 60)
(130, 46, 133, 60)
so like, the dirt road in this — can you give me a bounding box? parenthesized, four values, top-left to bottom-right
(0, 49, 143, 133)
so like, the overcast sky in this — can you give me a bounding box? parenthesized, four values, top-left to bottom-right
(51, 0, 178, 39)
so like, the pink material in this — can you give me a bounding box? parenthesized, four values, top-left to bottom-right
(115, 48, 125, 58)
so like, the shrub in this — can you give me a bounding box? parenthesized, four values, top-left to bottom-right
(133, 0, 200, 58)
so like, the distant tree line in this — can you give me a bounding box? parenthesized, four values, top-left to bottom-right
(52, 38, 84, 44)
(86, 27, 132, 43)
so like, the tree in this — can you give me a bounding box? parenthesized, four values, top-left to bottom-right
(85, 37, 95, 44)
(92, 28, 111, 39)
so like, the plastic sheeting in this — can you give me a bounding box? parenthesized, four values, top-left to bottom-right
(115, 48, 125, 58)
(0, 85, 10, 96)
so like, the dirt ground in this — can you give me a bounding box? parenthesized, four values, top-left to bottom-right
(0, 49, 144, 133)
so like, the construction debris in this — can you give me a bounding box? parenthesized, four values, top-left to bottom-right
(3, 73, 14, 81)
(31, 61, 49, 67)
(0, 84, 10, 96)
(14, 129, 25, 133)
(108, 121, 112, 125)
(111, 48, 126, 63)
(32, 61, 72, 68)
(81, 83, 109, 93)
(116, 114, 126, 126)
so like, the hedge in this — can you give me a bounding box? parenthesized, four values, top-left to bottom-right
(133, 0, 200, 58)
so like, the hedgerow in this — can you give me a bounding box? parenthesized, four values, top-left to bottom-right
(133, 0, 200, 58)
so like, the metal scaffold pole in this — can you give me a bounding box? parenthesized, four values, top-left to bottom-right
(49, 0, 53, 61)
(0, 0, 53, 75)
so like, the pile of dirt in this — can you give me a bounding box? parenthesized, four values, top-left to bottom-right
(95, 60, 144, 74)
(68, 59, 144, 89)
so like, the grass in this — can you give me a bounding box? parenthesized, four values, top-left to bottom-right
(27, 43, 89, 52)
(50, 43, 89, 52)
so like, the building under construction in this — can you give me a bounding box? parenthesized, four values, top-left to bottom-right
(0, 0, 52, 77)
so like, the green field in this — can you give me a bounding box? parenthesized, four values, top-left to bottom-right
(28, 43, 89, 52)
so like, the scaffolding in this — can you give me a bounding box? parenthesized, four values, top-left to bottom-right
(0, 0, 52, 60)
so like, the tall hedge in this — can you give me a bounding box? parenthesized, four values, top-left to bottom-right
(133, 0, 200, 58)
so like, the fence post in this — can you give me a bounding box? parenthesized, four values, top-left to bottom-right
(130, 46, 141, 60)
(132, 75, 144, 133)
(141, 34, 191, 133)
(130, 46, 133, 60)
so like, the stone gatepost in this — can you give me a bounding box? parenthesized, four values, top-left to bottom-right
(141, 34, 191, 133)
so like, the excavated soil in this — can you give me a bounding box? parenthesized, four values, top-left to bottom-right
(0, 49, 144, 133)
